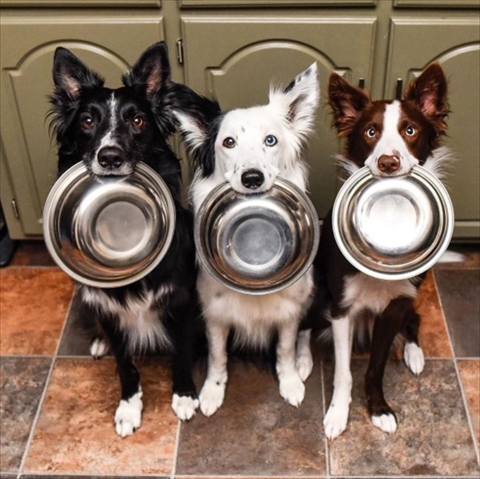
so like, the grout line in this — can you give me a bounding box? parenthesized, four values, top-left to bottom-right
(16, 356, 56, 479)
(171, 418, 182, 478)
(16, 287, 76, 478)
(433, 269, 480, 466)
(320, 360, 331, 479)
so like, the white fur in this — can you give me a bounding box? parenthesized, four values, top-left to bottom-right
(177, 64, 320, 415)
(172, 393, 200, 421)
(324, 316, 354, 440)
(404, 341, 425, 375)
(90, 93, 133, 176)
(81, 286, 173, 354)
(296, 329, 314, 381)
(89, 337, 109, 359)
(372, 413, 397, 433)
(115, 389, 143, 437)
(365, 101, 419, 177)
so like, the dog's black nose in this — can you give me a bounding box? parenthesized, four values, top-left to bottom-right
(98, 146, 125, 169)
(378, 155, 400, 174)
(241, 169, 265, 189)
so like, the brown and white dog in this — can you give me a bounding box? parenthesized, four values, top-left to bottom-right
(312, 63, 454, 439)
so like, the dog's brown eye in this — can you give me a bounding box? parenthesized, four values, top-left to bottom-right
(131, 116, 145, 129)
(366, 127, 376, 139)
(405, 125, 416, 137)
(223, 137, 236, 148)
(80, 116, 94, 130)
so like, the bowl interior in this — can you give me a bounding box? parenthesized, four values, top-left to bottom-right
(43, 162, 175, 288)
(195, 179, 319, 294)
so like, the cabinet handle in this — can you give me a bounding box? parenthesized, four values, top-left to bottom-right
(358, 78, 365, 89)
(11, 199, 20, 219)
(396, 79, 403, 100)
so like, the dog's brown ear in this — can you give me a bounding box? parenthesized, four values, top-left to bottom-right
(404, 63, 449, 134)
(124, 41, 171, 95)
(53, 47, 104, 100)
(328, 72, 371, 138)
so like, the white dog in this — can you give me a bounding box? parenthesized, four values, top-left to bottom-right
(175, 64, 320, 416)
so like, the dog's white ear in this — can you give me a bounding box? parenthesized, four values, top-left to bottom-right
(269, 62, 320, 140)
(174, 111, 208, 152)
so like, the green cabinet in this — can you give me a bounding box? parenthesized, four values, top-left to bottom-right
(180, 15, 377, 219)
(0, 11, 165, 237)
(1, 1, 479, 240)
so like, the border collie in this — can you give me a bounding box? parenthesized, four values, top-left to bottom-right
(174, 64, 320, 416)
(314, 63, 452, 439)
(49, 42, 203, 436)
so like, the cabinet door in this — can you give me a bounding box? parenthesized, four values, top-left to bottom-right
(386, 18, 480, 240)
(180, 15, 376, 218)
(0, 15, 164, 238)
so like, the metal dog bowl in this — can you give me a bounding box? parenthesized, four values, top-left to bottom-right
(195, 179, 320, 294)
(43, 162, 176, 288)
(332, 165, 454, 280)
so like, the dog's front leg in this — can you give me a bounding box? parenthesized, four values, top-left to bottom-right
(277, 321, 305, 407)
(170, 302, 201, 421)
(97, 313, 142, 438)
(296, 328, 314, 381)
(323, 316, 354, 440)
(199, 321, 229, 416)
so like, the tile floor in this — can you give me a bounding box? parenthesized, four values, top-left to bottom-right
(1, 241, 479, 479)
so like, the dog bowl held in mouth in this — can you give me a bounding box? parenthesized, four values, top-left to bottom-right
(195, 179, 320, 294)
(332, 165, 454, 280)
(43, 162, 175, 288)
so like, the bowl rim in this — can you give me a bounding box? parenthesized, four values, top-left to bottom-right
(332, 165, 454, 280)
(43, 162, 176, 288)
(194, 178, 320, 295)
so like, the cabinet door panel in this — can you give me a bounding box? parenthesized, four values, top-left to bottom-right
(181, 16, 376, 218)
(179, 0, 376, 8)
(394, 0, 478, 8)
(0, 17, 164, 237)
(387, 18, 480, 239)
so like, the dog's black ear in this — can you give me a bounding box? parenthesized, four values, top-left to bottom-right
(174, 100, 221, 178)
(52, 47, 104, 100)
(328, 72, 371, 138)
(404, 63, 449, 135)
(123, 41, 171, 95)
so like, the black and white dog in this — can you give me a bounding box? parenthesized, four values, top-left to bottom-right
(49, 42, 205, 436)
(312, 63, 454, 439)
(174, 64, 320, 416)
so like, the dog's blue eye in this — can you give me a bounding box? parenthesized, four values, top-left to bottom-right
(366, 127, 376, 138)
(265, 135, 277, 147)
(405, 125, 416, 137)
(223, 137, 236, 148)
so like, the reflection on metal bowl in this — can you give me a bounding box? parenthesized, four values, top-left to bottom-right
(332, 166, 454, 280)
(195, 179, 320, 295)
(43, 162, 175, 288)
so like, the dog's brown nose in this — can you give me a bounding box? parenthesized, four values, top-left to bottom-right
(377, 155, 400, 174)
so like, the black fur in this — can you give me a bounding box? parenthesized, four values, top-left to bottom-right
(49, 42, 204, 433)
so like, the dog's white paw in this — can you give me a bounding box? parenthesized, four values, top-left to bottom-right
(404, 342, 425, 375)
(372, 413, 397, 434)
(296, 352, 314, 382)
(114, 390, 143, 438)
(172, 393, 199, 421)
(323, 403, 350, 440)
(279, 373, 305, 407)
(89, 337, 109, 359)
(199, 380, 226, 417)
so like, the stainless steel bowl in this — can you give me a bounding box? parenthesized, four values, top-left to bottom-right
(43, 162, 176, 288)
(332, 166, 454, 280)
(195, 179, 320, 294)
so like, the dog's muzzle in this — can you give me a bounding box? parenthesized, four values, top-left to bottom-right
(241, 169, 265, 190)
